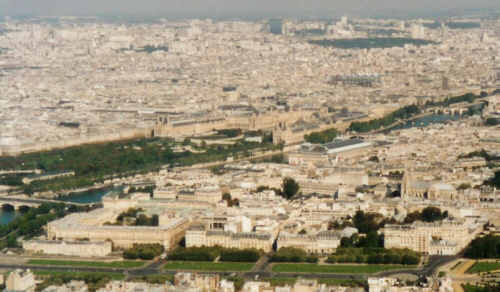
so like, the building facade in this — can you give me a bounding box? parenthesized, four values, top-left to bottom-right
(277, 231, 341, 254)
(186, 227, 274, 252)
(6, 269, 36, 292)
(23, 240, 112, 257)
(382, 219, 481, 255)
(47, 209, 190, 249)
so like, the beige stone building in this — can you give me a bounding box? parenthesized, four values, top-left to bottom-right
(288, 139, 373, 166)
(277, 231, 341, 254)
(382, 219, 482, 255)
(186, 225, 274, 252)
(6, 269, 36, 292)
(42, 280, 88, 292)
(174, 272, 222, 292)
(454, 157, 488, 171)
(47, 208, 190, 249)
(288, 150, 330, 168)
(155, 110, 311, 139)
(273, 120, 321, 146)
(177, 186, 223, 204)
(297, 167, 369, 195)
(96, 281, 164, 292)
(368, 277, 434, 292)
(401, 171, 458, 201)
(23, 240, 112, 257)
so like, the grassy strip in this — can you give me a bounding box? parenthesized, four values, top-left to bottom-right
(164, 261, 254, 272)
(34, 270, 125, 280)
(272, 263, 412, 274)
(466, 261, 500, 274)
(462, 284, 498, 292)
(28, 259, 145, 269)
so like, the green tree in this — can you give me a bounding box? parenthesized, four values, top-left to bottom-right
(485, 118, 500, 126)
(222, 193, 232, 201)
(358, 231, 381, 248)
(421, 207, 447, 222)
(353, 211, 381, 234)
(123, 244, 164, 260)
(282, 177, 300, 199)
(304, 128, 338, 144)
(401, 254, 419, 265)
(270, 247, 308, 262)
(6, 234, 18, 248)
(464, 235, 500, 259)
(404, 207, 447, 223)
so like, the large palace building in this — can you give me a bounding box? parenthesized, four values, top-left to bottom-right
(382, 218, 482, 255)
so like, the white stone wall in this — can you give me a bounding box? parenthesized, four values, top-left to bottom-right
(23, 240, 112, 257)
(382, 220, 481, 255)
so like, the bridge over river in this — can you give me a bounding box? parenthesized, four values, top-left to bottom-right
(0, 196, 95, 210)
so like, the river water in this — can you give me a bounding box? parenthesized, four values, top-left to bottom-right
(0, 188, 112, 225)
(0, 210, 18, 225)
(385, 114, 461, 132)
(57, 187, 111, 204)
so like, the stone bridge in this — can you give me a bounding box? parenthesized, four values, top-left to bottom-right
(0, 197, 93, 210)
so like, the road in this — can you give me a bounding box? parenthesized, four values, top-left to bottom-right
(0, 254, 458, 281)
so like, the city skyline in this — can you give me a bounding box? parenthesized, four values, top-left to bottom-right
(1, 0, 500, 19)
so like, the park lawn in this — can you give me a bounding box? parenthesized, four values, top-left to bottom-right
(28, 259, 145, 269)
(33, 270, 125, 280)
(272, 263, 412, 274)
(164, 261, 254, 272)
(466, 261, 500, 274)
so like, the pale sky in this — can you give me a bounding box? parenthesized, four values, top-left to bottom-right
(0, 0, 499, 18)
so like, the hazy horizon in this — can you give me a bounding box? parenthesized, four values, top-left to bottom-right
(1, 0, 500, 19)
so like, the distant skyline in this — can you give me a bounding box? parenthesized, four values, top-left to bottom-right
(1, 0, 500, 19)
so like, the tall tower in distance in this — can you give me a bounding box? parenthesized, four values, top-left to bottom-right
(441, 22, 448, 40)
(481, 32, 490, 43)
(442, 76, 450, 91)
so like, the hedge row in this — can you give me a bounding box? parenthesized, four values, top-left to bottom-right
(168, 246, 261, 262)
(123, 243, 164, 260)
(270, 247, 319, 263)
